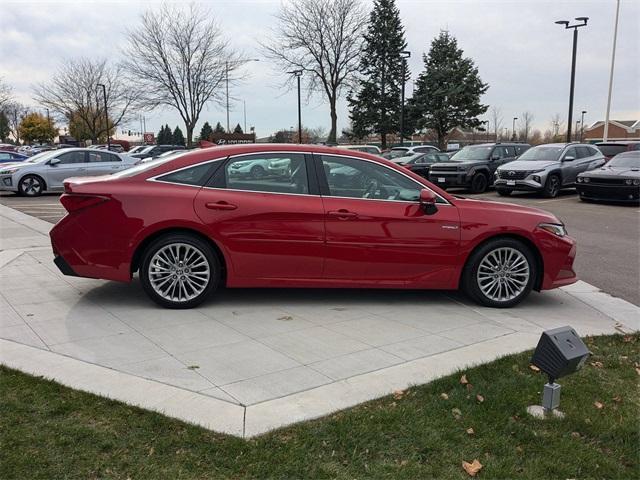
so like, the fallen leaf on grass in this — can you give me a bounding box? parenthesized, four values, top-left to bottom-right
(393, 389, 405, 400)
(635, 367, 640, 376)
(594, 401, 604, 409)
(590, 361, 603, 368)
(148, 447, 155, 456)
(466, 427, 475, 435)
(452, 408, 462, 420)
(460, 374, 469, 385)
(529, 364, 540, 372)
(623, 335, 635, 343)
(440, 393, 449, 400)
(612, 395, 622, 403)
(476, 394, 484, 403)
(466, 383, 474, 391)
(516, 446, 523, 453)
(571, 432, 581, 438)
(462, 459, 483, 477)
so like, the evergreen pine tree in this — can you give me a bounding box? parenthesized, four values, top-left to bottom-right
(409, 32, 489, 149)
(199, 121, 214, 141)
(214, 122, 225, 133)
(172, 125, 186, 146)
(233, 123, 243, 134)
(347, 0, 408, 149)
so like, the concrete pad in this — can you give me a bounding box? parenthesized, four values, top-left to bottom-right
(1, 203, 638, 438)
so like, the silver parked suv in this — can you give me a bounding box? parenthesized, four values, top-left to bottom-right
(0, 148, 138, 196)
(494, 143, 605, 198)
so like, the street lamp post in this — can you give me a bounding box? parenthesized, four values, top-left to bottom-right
(575, 120, 581, 141)
(580, 110, 586, 141)
(226, 58, 260, 132)
(481, 120, 489, 142)
(96, 83, 109, 150)
(604, 0, 620, 142)
(512, 117, 518, 141)
(555, 17, 589, 143)
(288, 70, 303, 144)
(399, 51, 411, 147)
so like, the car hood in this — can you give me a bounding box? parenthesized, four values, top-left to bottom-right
(582, 166, 640, 178)
(0, 162, 29, 170)
(433, 159, 486, 167)
(453, 196, 560, 223)
(498, 160, 558, 170)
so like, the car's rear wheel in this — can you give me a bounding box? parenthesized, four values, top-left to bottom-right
(18, 175, 45, 197)
(140, 233, 220, 309)
(542, 174, 561, 198)
(496, 188, 512, 196)
(469, 172, 489, 193)
(251, 165, 266, 178)
(462, 238, 536, 308)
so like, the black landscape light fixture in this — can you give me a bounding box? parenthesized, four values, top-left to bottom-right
(399, 50, 411, 146)
(556, 16, 589, 142)
(528, 326, 590, 417)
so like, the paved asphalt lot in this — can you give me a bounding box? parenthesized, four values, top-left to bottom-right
(1, 188, 638, 306)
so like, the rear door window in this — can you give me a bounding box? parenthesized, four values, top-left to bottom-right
(56, 151, 86, 164)
(157, 163, 214, 186)
(597, 144, 627, 157)
(222, 153, 310, 195)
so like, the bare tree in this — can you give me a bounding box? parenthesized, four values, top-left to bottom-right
(518, 111, 534, 142)
(489, 106, 503, 142)
(0, 77, 12, 110)
(3, 101, 29, 144)
(122, 3, 236, 146)
(262, 0, 368, 143)
(33, 58, 137, 143)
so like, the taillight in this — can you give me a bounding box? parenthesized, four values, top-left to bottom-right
(60, 194, 109, 213)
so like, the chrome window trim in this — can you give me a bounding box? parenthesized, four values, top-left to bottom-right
(146, 149, 451, 206)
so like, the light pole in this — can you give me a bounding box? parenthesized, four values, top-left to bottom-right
(96, 83, 109, 149)
(226, 58, 260, 132)
(288, 70, 303, 143)
(512, 117, 518, 141)
(575, 120, 580, 141)
(580, 110, 586, 141)
(243, 100, 247, 133)
(400, 50, 411, 147)
(604, 0, 620, 142)
(481, 120, 489, 142)
(555, 17, 589, 142)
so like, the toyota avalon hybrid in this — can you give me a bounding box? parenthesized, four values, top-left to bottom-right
(50, 144, 577, 309)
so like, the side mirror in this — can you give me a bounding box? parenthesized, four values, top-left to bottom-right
(563, 156, 575, 162)
(49, 158, 60, 166)
(419, 189, 438, 215)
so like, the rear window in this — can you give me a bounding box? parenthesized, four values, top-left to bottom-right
(597, 144, 627, 157)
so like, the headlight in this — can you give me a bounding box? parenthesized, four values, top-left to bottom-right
(0, 168, 18, 175)
(538, 223, 567, 237)
(576, 177, 583, 183)
(625, 179, 633, 185)
(583, 177, 590, 183)
(633, 179, 640, 186)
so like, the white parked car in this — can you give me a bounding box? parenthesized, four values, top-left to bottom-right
(341, 145, 382, 155)
(0, 148, 138, 196)
(382, 145, 440, 160)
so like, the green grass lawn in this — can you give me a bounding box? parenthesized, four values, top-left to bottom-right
(1, 334, 638, 479)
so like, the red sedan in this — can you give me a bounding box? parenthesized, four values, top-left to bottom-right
(50, 144, 577, 309)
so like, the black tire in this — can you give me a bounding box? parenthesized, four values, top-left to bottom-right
(251, 165, 266, 178)
(469, 172, 489, 193)
(140, 233, 221, 309)
(461, 237, 537, 308)
(18, 175, 45, 197)
(496, 188, 512, 197)
(542, 174, 561, 198)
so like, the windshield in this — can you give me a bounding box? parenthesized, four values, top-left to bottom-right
(24, 150, 60, 164)
(517, 146, 564, 161)
(607, 152, 640, 168)
(138, 146, 155, 154)
(449, 146, 493, 161)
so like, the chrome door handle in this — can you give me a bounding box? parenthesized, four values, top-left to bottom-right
(327, 209, 358, 220)
(205, 201, 237, 211)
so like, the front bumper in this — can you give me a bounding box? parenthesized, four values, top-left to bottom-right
(428, 172, 471, 188)
(577, 184, 640, 203)
(0, 175, 17, 192)
(494, 178, 543, 192)
(537, 232, 578, 290)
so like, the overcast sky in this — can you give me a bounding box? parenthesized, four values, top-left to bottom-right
(1, 0, 638, 140)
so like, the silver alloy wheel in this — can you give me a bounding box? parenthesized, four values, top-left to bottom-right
(21, 177, 42, 195)
(476, 247, 530, 302)
(148, 242, 211, 303)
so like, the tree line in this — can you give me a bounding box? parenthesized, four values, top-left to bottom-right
(1, 0, 536, 149)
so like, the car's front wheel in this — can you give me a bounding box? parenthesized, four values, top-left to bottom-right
(462, 238, 536, 308)
(469, 172, 489, 193)
(140, 233, 220, 308)
(542, 174, 561, 198)
(18, 175, 45, 197)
